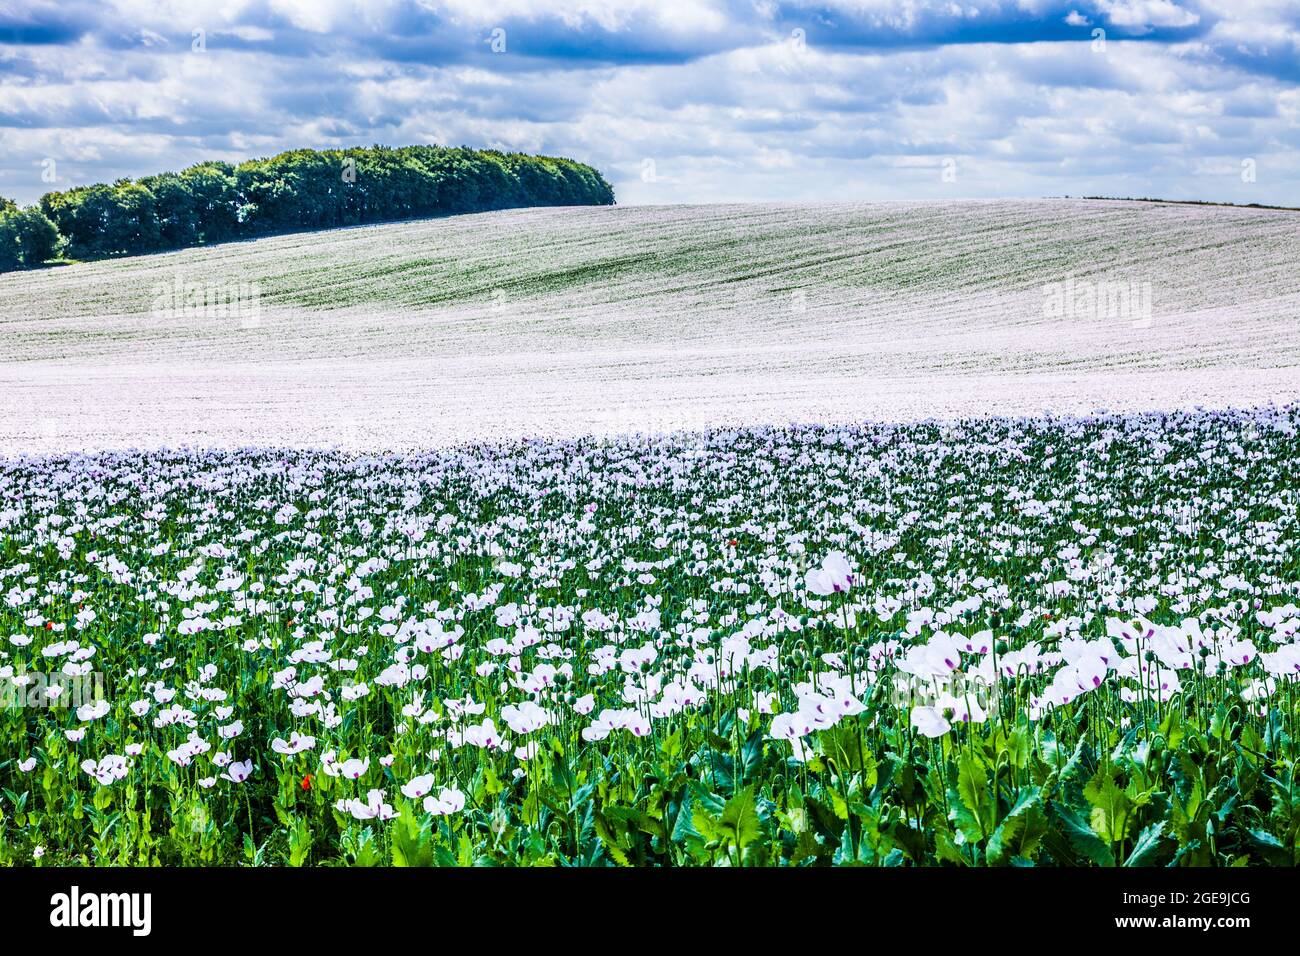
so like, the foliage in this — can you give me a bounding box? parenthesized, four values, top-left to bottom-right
(20, 145, 614, 268)
(0, 204, 62, 271)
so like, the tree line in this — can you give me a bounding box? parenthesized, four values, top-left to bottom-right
(0, 145, 615, 273)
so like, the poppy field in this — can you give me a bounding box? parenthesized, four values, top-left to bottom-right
(3, 404, 1300, 866)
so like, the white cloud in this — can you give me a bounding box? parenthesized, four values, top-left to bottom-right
(1098, 0, 1200, 31)
(0, 0, 1295, 207)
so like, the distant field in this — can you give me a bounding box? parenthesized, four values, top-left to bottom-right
(1, 199, 1297, 450)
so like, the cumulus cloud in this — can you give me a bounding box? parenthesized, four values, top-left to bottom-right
(0, 0, 1295, 205)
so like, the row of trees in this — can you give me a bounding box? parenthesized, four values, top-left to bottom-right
(1, 146, 615, 271)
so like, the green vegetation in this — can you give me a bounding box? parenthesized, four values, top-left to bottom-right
(5, 408, 1300, 865)
(0, 145, 614, 272)
(1077, 196, 1300, 213)
(0, 199, 62, 271)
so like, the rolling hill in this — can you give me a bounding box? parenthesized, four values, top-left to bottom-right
(1, 198, 1297, 451)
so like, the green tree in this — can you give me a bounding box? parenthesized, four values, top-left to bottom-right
(141, 172, 199, 248)
(180, 163, 239, 243)
(41, 183, 160, 258)
(0, 206, 62, 271)
(31, 144, 615, 262)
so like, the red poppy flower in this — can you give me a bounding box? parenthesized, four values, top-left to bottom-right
(301, 773, 313, 791)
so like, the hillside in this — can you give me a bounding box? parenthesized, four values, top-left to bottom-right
(1, 198, 1297, 451)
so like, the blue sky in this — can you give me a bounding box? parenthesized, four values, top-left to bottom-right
(0, 0, 1296, 206)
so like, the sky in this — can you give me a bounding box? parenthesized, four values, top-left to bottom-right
(0, 0, 1296, 207)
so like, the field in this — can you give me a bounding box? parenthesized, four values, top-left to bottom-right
(3, 406, 1300, 866)
(0, 199, 1298, 451)
(3, 200, 1300, 867)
